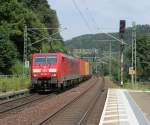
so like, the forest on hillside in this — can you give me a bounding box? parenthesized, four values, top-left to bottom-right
(0, 0, 66, 74)
(66, 25, 150, 51)
(66, 25, 150, 81)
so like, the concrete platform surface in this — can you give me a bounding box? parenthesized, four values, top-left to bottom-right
(99, 89, 150, 125)
(130, 91, 150, 122)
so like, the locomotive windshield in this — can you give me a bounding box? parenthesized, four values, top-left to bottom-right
(35, 55, 57, 64)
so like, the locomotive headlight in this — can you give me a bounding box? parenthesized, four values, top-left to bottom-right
(49, 68, 57, 73)
(33, 74, 37, 77)
(33, 69, 41, 73)
(51, 74, 56, 77)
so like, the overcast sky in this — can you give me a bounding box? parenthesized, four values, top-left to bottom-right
(48, 0, 150, 40)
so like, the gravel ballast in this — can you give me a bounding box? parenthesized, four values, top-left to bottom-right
(0, 78, 98, 125)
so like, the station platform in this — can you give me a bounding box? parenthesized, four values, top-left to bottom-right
(99, 89, 150, 125)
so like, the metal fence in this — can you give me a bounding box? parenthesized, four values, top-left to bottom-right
(0, 75, 30, 78)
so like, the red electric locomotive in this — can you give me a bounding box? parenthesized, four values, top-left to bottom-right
(30, 52, 82, 91)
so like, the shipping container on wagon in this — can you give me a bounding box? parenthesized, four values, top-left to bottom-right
(79, 59, 85, 76)
(85, 62, 90, 76)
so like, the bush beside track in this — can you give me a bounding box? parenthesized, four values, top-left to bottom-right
(107, 76, 150, 91)
(0, 76, 30, 93)
(123, 82, 150, 91)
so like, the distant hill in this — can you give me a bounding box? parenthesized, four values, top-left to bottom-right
(65, 25, 150, 52)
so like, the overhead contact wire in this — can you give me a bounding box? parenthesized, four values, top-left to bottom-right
(72, 0, 93, 33)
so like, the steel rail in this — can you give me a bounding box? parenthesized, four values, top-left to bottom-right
(0, 94, 54, 115)
(77, 79, 105, 125)
(38, 78, 99, 125)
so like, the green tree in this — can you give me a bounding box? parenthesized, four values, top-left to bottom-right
(0, 0, 65, 74)
(0, 26, 17, 74)
(136, 36, 150, 80)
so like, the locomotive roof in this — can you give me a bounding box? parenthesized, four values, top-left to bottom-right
(32, 53, 57, 56)
(32, 52, 86, 62)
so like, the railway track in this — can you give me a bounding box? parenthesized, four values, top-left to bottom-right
(0, 93, 55, 119)
(80, 77, 107, 125)
(38, 77, 106, 125)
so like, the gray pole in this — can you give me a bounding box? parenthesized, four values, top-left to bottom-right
(131, 22, 136, 85)
(109, 41, 112, 77)
(23, 25, 27, 76)
(95, 49, 97, 73)
(120, 39, 124, 86)
(131, 23, 134, 85)
(96, 62, 97, 73)
(133, 22, 137, 84)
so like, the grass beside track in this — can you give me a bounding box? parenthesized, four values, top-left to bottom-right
(0, 76, 30, 93)
(108, 76, 150, 91)
(123, 82, 150, 91)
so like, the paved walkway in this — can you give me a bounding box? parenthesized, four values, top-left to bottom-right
(99, 89, 150, 125)
(130, 91, 150, 122)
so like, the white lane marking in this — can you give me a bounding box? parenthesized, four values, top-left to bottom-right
(108, 98, 118, 100)
(108, 96, 117, 98)
(107, 103, 124, 106)
(105, 109, 126, 113)
(106, 107, 125, 110)
(103, 119, 128, 123)
(104, 114, 127, 118)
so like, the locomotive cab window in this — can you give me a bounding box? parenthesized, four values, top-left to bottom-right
(35, 57, 46, 64)
(35, 55, 57, 64)
(46, 56, 57, 64)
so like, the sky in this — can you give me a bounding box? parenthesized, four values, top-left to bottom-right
(48, 0, 150, 40)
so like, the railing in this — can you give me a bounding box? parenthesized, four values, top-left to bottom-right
(0, 75, 30, 93)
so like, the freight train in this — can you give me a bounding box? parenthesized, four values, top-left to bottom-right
(30, 52, 92, 92)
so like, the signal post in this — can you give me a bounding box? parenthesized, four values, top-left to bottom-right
(119, 20, 126, 86)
